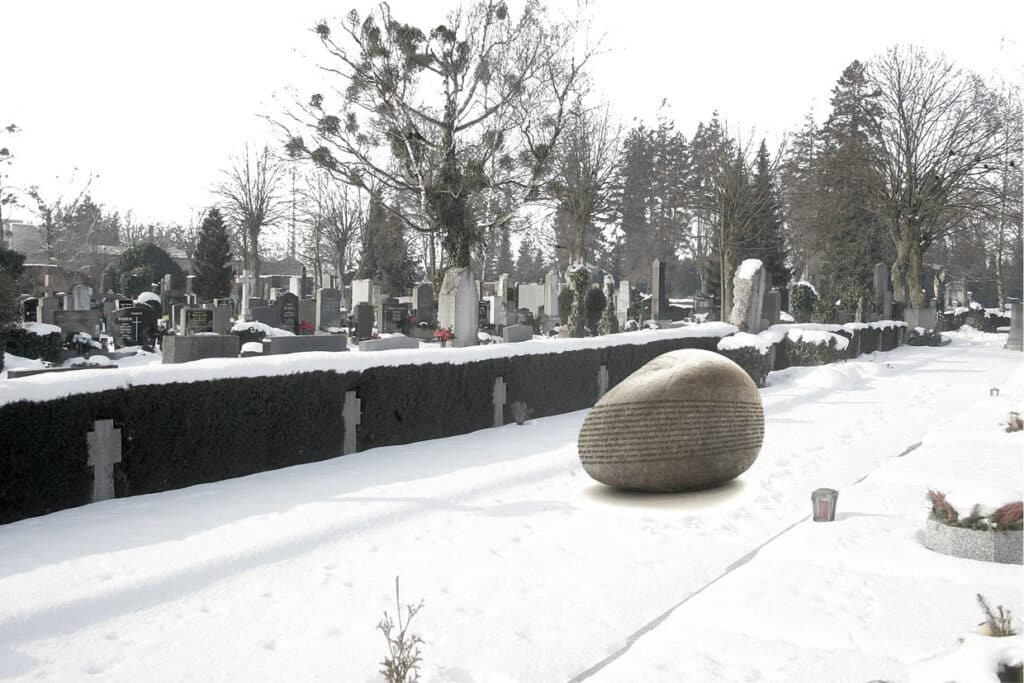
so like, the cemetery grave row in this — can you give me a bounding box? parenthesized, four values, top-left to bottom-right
(0, 316, 912, 525)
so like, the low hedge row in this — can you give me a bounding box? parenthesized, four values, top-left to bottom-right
(0, 333, 720, 524)
(1, 328, 63, 365)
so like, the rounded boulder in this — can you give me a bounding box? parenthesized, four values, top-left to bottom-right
(578, 349, 764, 491)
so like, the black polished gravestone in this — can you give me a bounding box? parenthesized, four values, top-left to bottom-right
(107, 306, 157, 348)
(182, 308, 214, 334)
(22, 297, 38, 322)
(275, 292, 299, 333)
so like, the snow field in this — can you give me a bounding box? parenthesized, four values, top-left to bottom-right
(0, 329, 1019, 682)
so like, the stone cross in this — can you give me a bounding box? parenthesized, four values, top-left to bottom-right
(493, 377, 507, 428)
(86, 420, 122, 502)
(342, 391, 361, 455)
(597, 365, 609, 401)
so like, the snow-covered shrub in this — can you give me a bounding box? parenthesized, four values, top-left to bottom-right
(1006, 413, 1023, 434)
(906, 327, 944, 346)
(783, 329, 848, 367)
(0, 325, 63, 364)
(927, 490, 1023, 531)
(790, 282, 817, 323)
(584, 286, 606, 335)
(717, 345, 770, 387)
(977, 594, 1017, 637)
(510, 401, 532, 425)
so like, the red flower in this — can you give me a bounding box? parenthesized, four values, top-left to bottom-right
(297, 321, 315, 335)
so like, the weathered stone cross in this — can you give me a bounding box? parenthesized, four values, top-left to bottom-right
(493, 377, 507, 428)
(86, 419, 122, 502)
(343, 390, 361, 455)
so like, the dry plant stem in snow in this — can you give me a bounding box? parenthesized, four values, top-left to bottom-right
(511, 401, 533, 425)
(378, 577, 424, 683)
(976, 594, 1017, 637)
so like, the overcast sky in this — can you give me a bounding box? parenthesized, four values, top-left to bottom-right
(2, 0, 1020, 229)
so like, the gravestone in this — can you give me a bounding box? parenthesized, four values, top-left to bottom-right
(578, 349, 764, 491)
(946, 280, 967, 309)
(22, 297, 38, 322)
(502, 324, 532, 343)
(289, 275, 302, 297)
(262, 335, 348, 354)
(497, 274, 511, 302)
(764, 290, 781, 326)
(52, 309, 100, 339)
(486, 295, 504, 327)
(87, 420, 122, 502)
(412, 283, 435, 325)
(351, 279, 372, 307)
(38, 295, 59, 325)
(617, 280, 631, 329)
(358, 335, 419, 352)
(517, 284, 545, 316)
(239, 271, 255, 321)
(107, 306, 155, 347)
(482, 282, 497, 299)
(379, 301, 408, 333)
(355, 302, 373, 339)
(316, 288, 343, 330)
(162, 334, 240, 363)
(651, 258, 669, 321)
(478, 299, 489, 328)
(251, 305, 279, 328)
(544, 269, 560, 321)
(297, 298, 316, 330)
(161, 273, 173, 294)
(438, 266, 479, 348)
(1005, 303, 1022, 351)
(342, 391, 360, 455)
(70, 284, 93, 311)
(212, 302, 232, 335)
(729, 259, 767, 333)
(874, 263, 892, 319)
(492, 377, 506, 428)
(275, 292, 299, 333)
(181, 308, 214, 335)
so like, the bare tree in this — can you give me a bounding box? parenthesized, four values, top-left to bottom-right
(216, 144, 288, 278)
(299, 170, 365, 287)
(545, 99, 620, 266)
(281, 0, 595, 280)
(868, 46, 1010, 308)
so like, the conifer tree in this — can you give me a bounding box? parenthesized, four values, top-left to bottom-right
(748, 141, 789, 288)
(193, 208, 234, 300)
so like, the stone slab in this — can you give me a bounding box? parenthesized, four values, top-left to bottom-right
(162, 334, 241, 364)
(261, 335, 348, 355)
(358, 335, 420, 352)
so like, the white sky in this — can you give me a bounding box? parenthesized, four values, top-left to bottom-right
(2, 0, 1021, 228)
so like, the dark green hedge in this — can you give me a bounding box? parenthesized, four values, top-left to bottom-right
(0, 333, 722, 524)
(1, 328, 63, 364)
(718, 346, 770, 387)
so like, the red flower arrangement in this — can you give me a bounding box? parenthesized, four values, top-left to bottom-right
(433, 326, 455, 345)
(297, 321, 315, 335)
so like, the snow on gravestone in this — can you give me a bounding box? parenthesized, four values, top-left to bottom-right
(729, 259, 767, 333)
(86, 420, 122, 502)
(438, 267, 479, 348)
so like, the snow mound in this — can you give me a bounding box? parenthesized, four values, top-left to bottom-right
(241, 342, 263, 354)
(136, 291, 161, 305)
(786, 328, 849, 351)
(939, 487, 1023, 519)
(21, 322, 61, 336)
(717, 332, 772, 354)
(792, 280, 818, 296)
(735, 258, 763, 280)
(778, 311, 794, 323)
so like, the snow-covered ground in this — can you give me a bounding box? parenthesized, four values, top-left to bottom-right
(0, 330, 1020, 682)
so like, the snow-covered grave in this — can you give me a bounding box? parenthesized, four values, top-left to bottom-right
(0, 329, 1020, 681)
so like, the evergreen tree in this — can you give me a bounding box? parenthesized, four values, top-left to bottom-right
(192, 208, 234, 300)
(747, 141, 789, 288)
(494, 221, 515, 278)
(515, 236, 539, 283)
(817, 61, 890, 318)
(780, 110, 823, 281)
(359, 192, 417, 295)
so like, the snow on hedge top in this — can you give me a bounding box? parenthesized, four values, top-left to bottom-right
(0, 322, 737, 407)
(792, 280, 818, 296)
(135, 291, 161, 305)
(717, 332, 773, 354)
(735, 258, 763, 280)
(21, 322, 61, 336)
(786, 328, 849, 350)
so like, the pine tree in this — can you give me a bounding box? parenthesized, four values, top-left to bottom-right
(515, 236, 537, 283)
(359, 192, 417, 295)
(747, 141, 789, 288)
(817, 61, 891, 318)
(193, 208, 234, 300)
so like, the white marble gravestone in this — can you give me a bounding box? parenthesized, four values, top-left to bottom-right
(438, 267, 479, 348)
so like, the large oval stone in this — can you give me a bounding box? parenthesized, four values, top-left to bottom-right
(578, 349, 764, 491)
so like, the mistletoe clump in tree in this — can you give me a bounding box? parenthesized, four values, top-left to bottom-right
(283, 1, 592, 279)
(192, 208, 234, 301)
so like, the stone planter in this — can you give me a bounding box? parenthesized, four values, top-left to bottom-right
(924, 517, 1023, 564)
